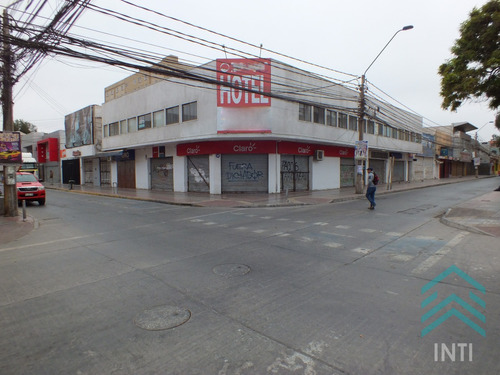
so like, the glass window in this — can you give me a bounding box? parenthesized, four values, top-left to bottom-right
(182, 102, 197, 122)
(120, 120, 127, 135)
(128, 117, 137, 133)
(416, 134, 422, 143)
(109, 122, 119, 136)
(166, 106, 179, 125)
(103, 124, 108, 138)
(313, 106, 325, 124)
(377, 123, 384, 135)
(392, 128, 398, 139)
(299, 103, 312, 122)
(326, 110, 337, 126)
(153, 110, 165, 128)
(338, 113, 348, 129)
(138, 113, 152, 130)
(348, 115, 358, 131)
(367, 120, 375, 134)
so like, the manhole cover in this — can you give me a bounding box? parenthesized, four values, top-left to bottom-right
(213, 264, 251, 278)
(134, 305, 191, 331)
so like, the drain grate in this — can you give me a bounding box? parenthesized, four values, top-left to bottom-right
(134, 305, 191, 331)
(213, 264, 251, 278)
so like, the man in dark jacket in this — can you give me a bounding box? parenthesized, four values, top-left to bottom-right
(366, 167, 376, 209)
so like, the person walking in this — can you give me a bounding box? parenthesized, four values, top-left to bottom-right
(366, 167, 377, 209)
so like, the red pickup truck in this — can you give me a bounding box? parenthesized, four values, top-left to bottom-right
(16, 172, 46, 206)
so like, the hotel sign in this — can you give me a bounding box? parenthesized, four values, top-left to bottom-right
(217, 58, 271, 107)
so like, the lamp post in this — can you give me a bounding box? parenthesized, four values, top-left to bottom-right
(355, 25, 414, 194)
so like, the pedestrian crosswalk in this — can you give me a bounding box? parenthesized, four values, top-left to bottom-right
(181, 211, 439, 264)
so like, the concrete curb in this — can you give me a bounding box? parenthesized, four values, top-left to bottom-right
(439, 208, 495, 237)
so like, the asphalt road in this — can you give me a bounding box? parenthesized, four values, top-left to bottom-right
(1, 178, 499, 374)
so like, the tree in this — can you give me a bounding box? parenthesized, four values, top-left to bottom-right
(439, 0, 500, 111)
(14, 119, 37, 134)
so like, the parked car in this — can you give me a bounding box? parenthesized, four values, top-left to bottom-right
(16, 172, 46, 206)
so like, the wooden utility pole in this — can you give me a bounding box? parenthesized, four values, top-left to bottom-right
(2, 9, 18, 217)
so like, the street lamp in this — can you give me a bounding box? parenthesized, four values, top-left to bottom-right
(355, 25, 414, 194)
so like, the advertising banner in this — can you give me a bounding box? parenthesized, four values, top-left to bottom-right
(65, 105, 94, 148)
(217, 58, 271, 107)
(0, 131, 22, 164)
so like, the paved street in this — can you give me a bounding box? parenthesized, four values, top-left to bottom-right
(1, 178, 499, 374)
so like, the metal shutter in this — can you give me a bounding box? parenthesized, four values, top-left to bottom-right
(222, 154, 268, 193)
(151, 157, 174, 191)
(187, 155, 210, 192)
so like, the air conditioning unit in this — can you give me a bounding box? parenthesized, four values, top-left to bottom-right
(314, 149, 325, 161)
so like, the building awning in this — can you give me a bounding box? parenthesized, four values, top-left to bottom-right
(453, 122, 477, 133)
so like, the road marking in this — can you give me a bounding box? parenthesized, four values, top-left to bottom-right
(386, 232, 404, 237)
(360, 228, 377, 233)
(411, 232, 468, 275)
(351, 247, 371, 254)
(336, 225, 351, 229)
(321, 231, 355, 238)
(314, 222, 329, 226)
(324, 242, 342, 248)
(253, 229, 267, 234)
(0, 234, 100, 253)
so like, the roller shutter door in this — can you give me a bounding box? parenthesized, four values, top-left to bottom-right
(151, 157, 174, 191)
(368, 159, 386, 184)
(187, 155, 210, 192)
(393, 161, 405, 182)
(281, 155, 309, 192)
(340, 158, 355, 187)
(222, 154, 268, 193)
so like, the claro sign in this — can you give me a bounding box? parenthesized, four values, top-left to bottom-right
(217, 58, 271, 107)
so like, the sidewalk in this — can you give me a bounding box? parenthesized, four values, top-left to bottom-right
(1, 176, 499, 245)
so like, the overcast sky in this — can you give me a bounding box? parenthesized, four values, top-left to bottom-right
(1, 0, 498, 143)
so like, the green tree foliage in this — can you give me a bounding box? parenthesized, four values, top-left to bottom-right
(14, 119, 37, 134)
(439, 0, 500, 111)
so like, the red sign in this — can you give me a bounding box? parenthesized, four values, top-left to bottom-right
(217, 59, 271, 107)
(177, 141, 276, 156)
(278, 141, 354, 158)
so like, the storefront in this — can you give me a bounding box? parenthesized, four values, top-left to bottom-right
(177, 140, 354, 194)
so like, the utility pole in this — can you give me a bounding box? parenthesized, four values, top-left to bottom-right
(355, 75, 366, 194)
(354, 25, 413, 194)
(2, 9, 18, 217)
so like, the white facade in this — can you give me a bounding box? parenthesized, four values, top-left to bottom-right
(100, 58, 423, 194)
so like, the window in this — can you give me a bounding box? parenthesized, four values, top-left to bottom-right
(377, 123, 384, 136)
(411, 132, 416, 142)
(182, 102, 197, 122)
(153, 110, 165, 128)
(367, 120, 375, 134)
(385, 126, 392, 137)
(138, 113, 152, 130)
(120, 120, 127, 135)
(348, 115, 358, 131)
(416, 134, 422, 143)
(392, 128, 398, 139)
(299, 103, 312, 122)
(313, 106, 325, 124)
(338, 113, 348, 129)
(103, 124, 108, 138)
(166, 106, 179, 125)
(327, 110, 337, 126)
(128, 117, 137, 133)
(109, 122, 119, 136)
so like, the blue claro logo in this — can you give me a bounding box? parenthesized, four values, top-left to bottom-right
(421, 265, 486, 337)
